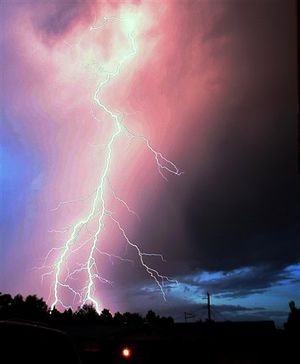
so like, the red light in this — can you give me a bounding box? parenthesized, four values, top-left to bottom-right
(122, 347, 131, 358)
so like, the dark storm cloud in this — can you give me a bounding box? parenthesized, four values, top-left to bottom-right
(182, 0, 299, 272)
(181, 265, 296, 299)
(110, 282, 289, 324)
(26, 0, 97, 42)
(134, 0, 299, 298)
(39, 1, 89, 35)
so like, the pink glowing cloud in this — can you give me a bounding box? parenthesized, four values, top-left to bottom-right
(2, 0, 230, 311)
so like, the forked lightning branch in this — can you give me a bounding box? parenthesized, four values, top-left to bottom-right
(39, 14, 182, 312)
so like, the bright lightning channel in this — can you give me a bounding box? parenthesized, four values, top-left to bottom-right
(48, 15, 182, 313)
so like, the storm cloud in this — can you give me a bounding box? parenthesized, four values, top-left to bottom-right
(1, 0, 299, 323)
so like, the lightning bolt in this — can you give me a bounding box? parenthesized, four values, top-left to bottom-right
(45, 15, 182, 313)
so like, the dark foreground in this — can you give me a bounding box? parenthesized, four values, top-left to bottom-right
(1, 320, 298, 364)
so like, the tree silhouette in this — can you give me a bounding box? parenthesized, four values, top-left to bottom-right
(0, 292, 48, 320)
(0, 293, 13, 317)
(75, 303, 98, 322)
(285, 300, 300, 333)
(113, 311, 125, 325)
(100, 308, 113, 324)
(146, 310, 160, 325)
(123, 312, 144, 326)
(0, 291, 175, 327)
(13, 294, 24, 316)
(24, 295, 49, 318)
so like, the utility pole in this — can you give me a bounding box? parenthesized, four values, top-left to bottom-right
(184, 312, 194, 322)
(207, 292, 211, 322)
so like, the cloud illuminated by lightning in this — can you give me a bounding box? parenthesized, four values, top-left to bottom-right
(39, 13, 182, 313)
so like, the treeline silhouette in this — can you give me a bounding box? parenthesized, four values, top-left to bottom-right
(284, 300, 300, 333)
(1, 293, 299, 364)
(0, 292, 174, 326)
(1, 292, 300, 333)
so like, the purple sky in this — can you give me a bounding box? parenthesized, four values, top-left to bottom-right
(0, 0, 299, 325)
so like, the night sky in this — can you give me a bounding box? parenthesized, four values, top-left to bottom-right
(1, 0, 299, 326)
